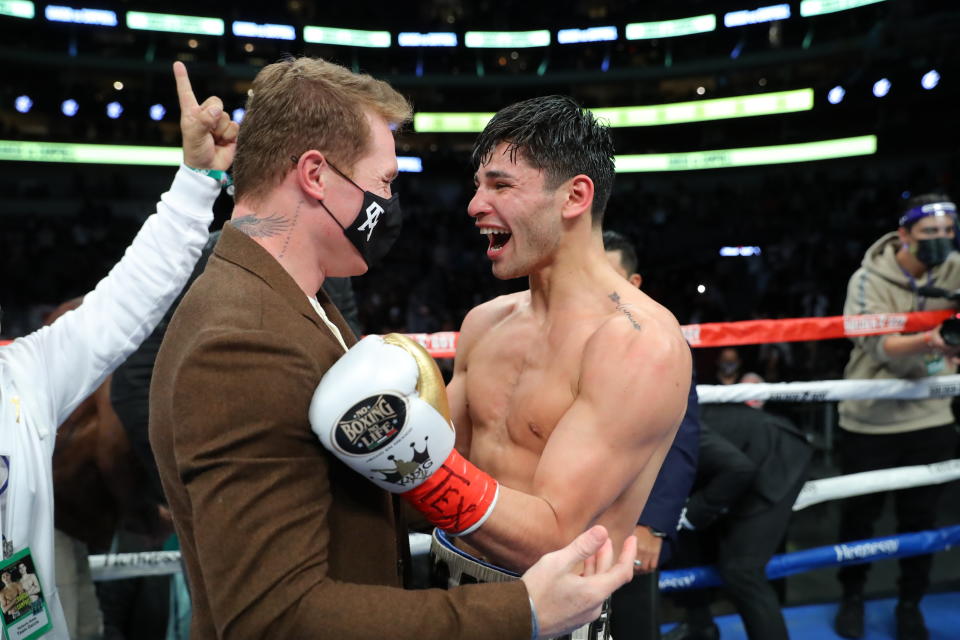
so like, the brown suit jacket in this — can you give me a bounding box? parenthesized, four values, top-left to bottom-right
(150, 225, 530, 639)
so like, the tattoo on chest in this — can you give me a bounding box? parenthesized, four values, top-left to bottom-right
(609, 292, 642, 331)
(232, 213, 291, 238)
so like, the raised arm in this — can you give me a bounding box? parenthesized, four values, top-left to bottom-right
(464, 319, 691, 569)
(10, 62, 237, 428)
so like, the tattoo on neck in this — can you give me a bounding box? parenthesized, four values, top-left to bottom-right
(277, 201, 303, 259)
(231, 213, 292, 239)
(609, 292, 642, 331)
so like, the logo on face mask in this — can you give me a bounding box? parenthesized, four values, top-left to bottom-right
(316, 162, 403, 267)
(358, 201, 384, 241)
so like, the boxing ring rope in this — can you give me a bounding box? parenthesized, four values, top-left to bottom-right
(403, 309, 957, 357)
(698, 375, 960, 404)
(657, 524, 960, 592)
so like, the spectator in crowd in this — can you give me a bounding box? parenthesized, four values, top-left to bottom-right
(714, 347, 743, 385)
(835, 193, 960, 640)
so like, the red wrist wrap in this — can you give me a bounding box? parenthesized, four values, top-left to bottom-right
(402, 448, 498, 535)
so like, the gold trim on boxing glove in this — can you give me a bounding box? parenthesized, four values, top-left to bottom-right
(383, 333, 453, 428)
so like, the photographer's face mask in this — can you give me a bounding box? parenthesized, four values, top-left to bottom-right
(318, 161, 402, 268)
(914, 237, 955, 268)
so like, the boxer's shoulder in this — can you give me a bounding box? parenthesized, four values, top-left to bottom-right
(459, 292, 526, 340)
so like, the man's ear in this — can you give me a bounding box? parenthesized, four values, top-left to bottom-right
(560, 174, 595, 221)
(630, 273, 643, 289)
(296, 150, 327, 201)
(897, 227, 910, 247)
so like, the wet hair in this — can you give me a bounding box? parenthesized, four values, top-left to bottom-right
(471, 95, 616, 226)
(602, 229, 639, 275)
(900, 192, 954, 230)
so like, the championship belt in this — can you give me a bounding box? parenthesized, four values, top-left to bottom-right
(430, 529, 611, 640)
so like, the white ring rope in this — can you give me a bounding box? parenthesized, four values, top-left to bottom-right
(793, 459, 960, 511)
(698, 374, 960, 404)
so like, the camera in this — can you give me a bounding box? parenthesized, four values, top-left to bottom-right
(939, 316, 960, 347)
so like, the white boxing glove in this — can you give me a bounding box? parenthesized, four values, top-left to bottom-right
(310, 334, 498, 536)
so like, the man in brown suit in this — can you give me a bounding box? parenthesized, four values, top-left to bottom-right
(150, 58, 635, 639)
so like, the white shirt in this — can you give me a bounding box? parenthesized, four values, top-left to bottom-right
(0, 166, 218, 638)
(308, 296, 348, 352)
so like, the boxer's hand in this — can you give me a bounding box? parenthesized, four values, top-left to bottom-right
(174, 61, 238, 171)
(522, 526, 637, 639)
(633, 525, 662, 574)
(309, 334, 498, 535)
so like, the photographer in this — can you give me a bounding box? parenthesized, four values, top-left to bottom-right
(835, 195, 960, 640)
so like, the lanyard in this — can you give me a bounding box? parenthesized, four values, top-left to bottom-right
(899, 265, 935, 311)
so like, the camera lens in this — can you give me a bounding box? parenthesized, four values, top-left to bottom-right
(939, 317, 960, 347)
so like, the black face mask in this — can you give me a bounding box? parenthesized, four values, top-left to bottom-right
(318, 162, 402, 267)
(915, 237, 954, 267)
(717, 361, 740, 377)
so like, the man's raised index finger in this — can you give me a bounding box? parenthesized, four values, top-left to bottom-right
(173, 61, 199, 110)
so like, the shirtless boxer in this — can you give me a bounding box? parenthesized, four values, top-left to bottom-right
(444, 96, 690, 570)
(312, 95, 689, 577)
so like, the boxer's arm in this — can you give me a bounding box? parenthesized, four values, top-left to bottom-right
(463, 319, 691, 570)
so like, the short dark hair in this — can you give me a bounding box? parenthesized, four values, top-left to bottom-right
(602, 229, 639, 275)
(471, 95, 616, 226)
(900, 192, 954, 230)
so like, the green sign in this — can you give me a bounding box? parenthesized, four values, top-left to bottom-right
(0, 0, 33, 19)
(625, 14, 716, 40)
(0, 140, 181, 166)
(463, 30, 551, 48)
(615, 135, 877, 172)
(126, 11, 224, 35)
(303, 25, 391, 47)
(800, 0, 886, 17)
(414, 89, 814, 133)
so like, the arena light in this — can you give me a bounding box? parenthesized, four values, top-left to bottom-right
(614, 135, 877, 173)
(464, 30, 550, 48)
(800, 0, 886, 17)
(303, 25, 390, 48)
(231, 21, 295, 40)
(921, 69, 940, 90)
(414, 89, 814, 133)
(724, 4, 791, 27)
(557, 26, 618, 44)
(0, 0, 33, 19)
(14, 95, 32, 113)
(720, 246, 763, 256)
(827, 85, 845, 104)
(872, 78, 891, 98)
(625, 15, 716, 40)
(0, 140, 180, 165)
(106, 101, 123, 119)
(397, 156, 423, 173)
(61, 99, 78, 117)
(126, 11, 224, 35)
(397, 32, 457, 47)
(149, 104, 166, 121)
(45, 5, 117, 26)
(231, 108, 245, 123)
